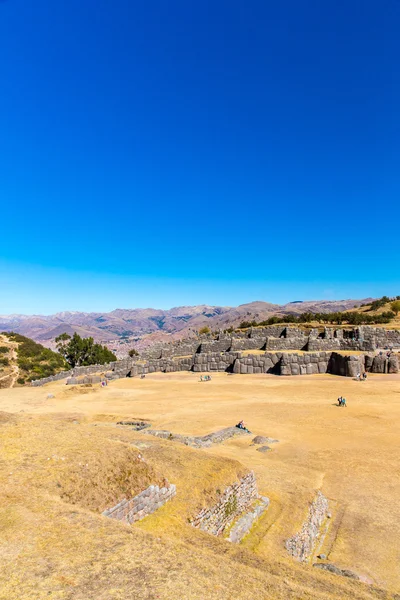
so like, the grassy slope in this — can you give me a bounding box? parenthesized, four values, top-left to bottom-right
(0, 410, 393, 600)
(0, 332, 67, 387)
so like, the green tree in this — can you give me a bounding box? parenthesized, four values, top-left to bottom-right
(128, 348, 139, 357)
(390, 300, 400, 315)
(55, 333, 117, 368)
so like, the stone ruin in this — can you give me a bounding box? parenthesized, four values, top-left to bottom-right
(189, 471, 269, 543)
(30, 325, 400, 386)
(102, 480, 176, 524)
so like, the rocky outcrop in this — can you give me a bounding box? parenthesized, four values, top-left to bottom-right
(313, 563, 363, 581)
(285, 491, 329, 562)
(251, 436, 279, 445)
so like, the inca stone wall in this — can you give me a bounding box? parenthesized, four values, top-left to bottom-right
(266, 336, 307, 351)
(189, 471, 258, 536)
(227, 495, 270, 543)
(285, 491, 329, 562)
(102, 481, 176, 524)
(31, 325, 400, 385)
(144, 426, 250, 448)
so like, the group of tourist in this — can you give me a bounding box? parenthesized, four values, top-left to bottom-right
(199, 375, 212, 382)
(337, 396, 347, 407)
(356, 372, 367, 381)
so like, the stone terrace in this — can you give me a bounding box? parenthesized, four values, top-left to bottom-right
(31, 325, 400, 386)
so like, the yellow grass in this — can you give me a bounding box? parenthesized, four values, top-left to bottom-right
(0, 372, 399, 599)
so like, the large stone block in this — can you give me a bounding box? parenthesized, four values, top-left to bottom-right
(371, 356, 387, 373)
(388, 355, 399, 373)
(291, 363, 299, 375)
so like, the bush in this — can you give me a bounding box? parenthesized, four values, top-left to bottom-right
(0, 346, 9, 354)
(0, 357, 9, 367)
(199, 326, 211, 335)
(17, 377, 26, 385)
(390, 300, 400, 315)
(129, 348, 139, 357)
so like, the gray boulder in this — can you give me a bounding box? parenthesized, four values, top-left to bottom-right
(256, 445, 272, 453)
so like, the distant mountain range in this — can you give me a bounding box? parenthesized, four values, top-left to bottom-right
(0, 298, 374, 357)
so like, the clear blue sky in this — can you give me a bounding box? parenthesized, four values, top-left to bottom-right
(0, 0, 399, 314)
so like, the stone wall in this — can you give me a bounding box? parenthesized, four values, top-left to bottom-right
(280, 352, 330, 375)
(198, 340, 233, 354)
(102, 481, 176, 524)
(144, 426, 250, 448)
(31, 370, 74, 386)
(307, 339, 341, 352)
(285, 491, 329, 562)
(30, 325, 400, 386)
(232, 353, 281, 374)
(266, 337, 307, 351)
(192, 351, 238, 372)
(190, 472, 258, 536)
(230, 337, 266, 351)
(227, 496, 270, 543)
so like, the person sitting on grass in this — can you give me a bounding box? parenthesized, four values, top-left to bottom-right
(236, 420, 251, 433)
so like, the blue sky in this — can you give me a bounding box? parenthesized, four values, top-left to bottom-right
(0, 0, 399, 314)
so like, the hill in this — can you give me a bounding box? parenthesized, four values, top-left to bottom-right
(0, 298, 374, 357)
(0, 332, 67, 388)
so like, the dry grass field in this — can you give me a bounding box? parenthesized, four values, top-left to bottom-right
(0, 371, 399, 599)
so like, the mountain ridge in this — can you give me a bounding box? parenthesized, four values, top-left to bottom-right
(0, 298, 375, 356)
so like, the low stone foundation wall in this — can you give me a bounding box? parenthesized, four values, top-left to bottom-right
(190, 472, 258, 536)
(102, 481, 176, 524)
(145, 426, 251, 448)
(228, 496, 270, 543)
(285, 491, 329, 562)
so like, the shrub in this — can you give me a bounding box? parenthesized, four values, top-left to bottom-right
(0, 357, 9, 367)
(129, 348, 139, 357)
(390, 300, 400, 315)
(2, 332, 68, 381)
(199, 326, 211, 335)
(0, 346, 9, 354)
